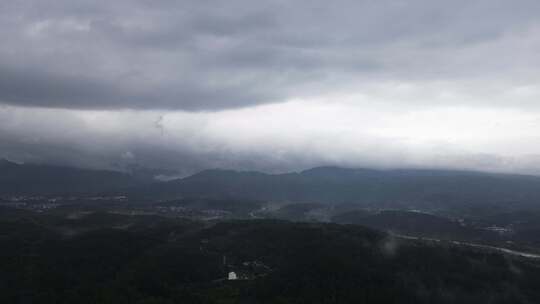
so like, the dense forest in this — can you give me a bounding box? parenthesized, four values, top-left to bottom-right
(2, 208, 540, 304)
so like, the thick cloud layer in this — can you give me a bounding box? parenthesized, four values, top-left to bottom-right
(1, 1, 540, 175)
(1, 0, 540, 110)
(2, 102, 540, 176)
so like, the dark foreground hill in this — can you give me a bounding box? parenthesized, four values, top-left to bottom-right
(137, 166, 540, 215)
(2, 209, 540, 304)
(0, 160, 142, 195)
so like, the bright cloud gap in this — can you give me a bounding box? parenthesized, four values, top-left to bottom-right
(2, 97, 540, 176)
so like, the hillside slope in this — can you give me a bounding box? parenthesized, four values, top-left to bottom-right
(0, 160, 142, 195)
(138, 166, 540, 214)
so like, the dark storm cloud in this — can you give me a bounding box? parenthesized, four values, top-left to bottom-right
(1, 0, 539, 110)
(2, 1, 540, 176)
(0, 63, 274, 110)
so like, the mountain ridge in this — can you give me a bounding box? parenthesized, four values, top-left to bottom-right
(0, 160, 144, 195)
(131, 166, 540, 215)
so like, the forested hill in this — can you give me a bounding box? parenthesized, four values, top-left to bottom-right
(1, 212, 540, 304)
(136, 166, 540, 212)
(0, 160, 142, 195)
(6, 160, 540, 215)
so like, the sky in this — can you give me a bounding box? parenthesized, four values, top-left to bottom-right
(1, 0, 540, 176)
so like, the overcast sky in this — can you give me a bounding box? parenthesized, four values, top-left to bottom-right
(1, 0, 540, 176)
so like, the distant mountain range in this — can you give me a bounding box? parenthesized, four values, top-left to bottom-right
(137, 166, 540, 214)
(0, 159, 142, 195)
(4, 161, 540, 214)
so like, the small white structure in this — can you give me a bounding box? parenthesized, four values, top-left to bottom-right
(228, 271, 238, 280)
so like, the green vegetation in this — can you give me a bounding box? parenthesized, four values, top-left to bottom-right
(139, 167, 540, 216)
(1, 210, 540, 303)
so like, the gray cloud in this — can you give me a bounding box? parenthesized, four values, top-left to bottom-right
(2, 1, 540, 175)
(1, 0, 539, 110)
(2, 103, 540, 176)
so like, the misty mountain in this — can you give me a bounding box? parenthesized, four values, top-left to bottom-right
(138, 166, 540, 214)
(0, 159, 143, 195)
